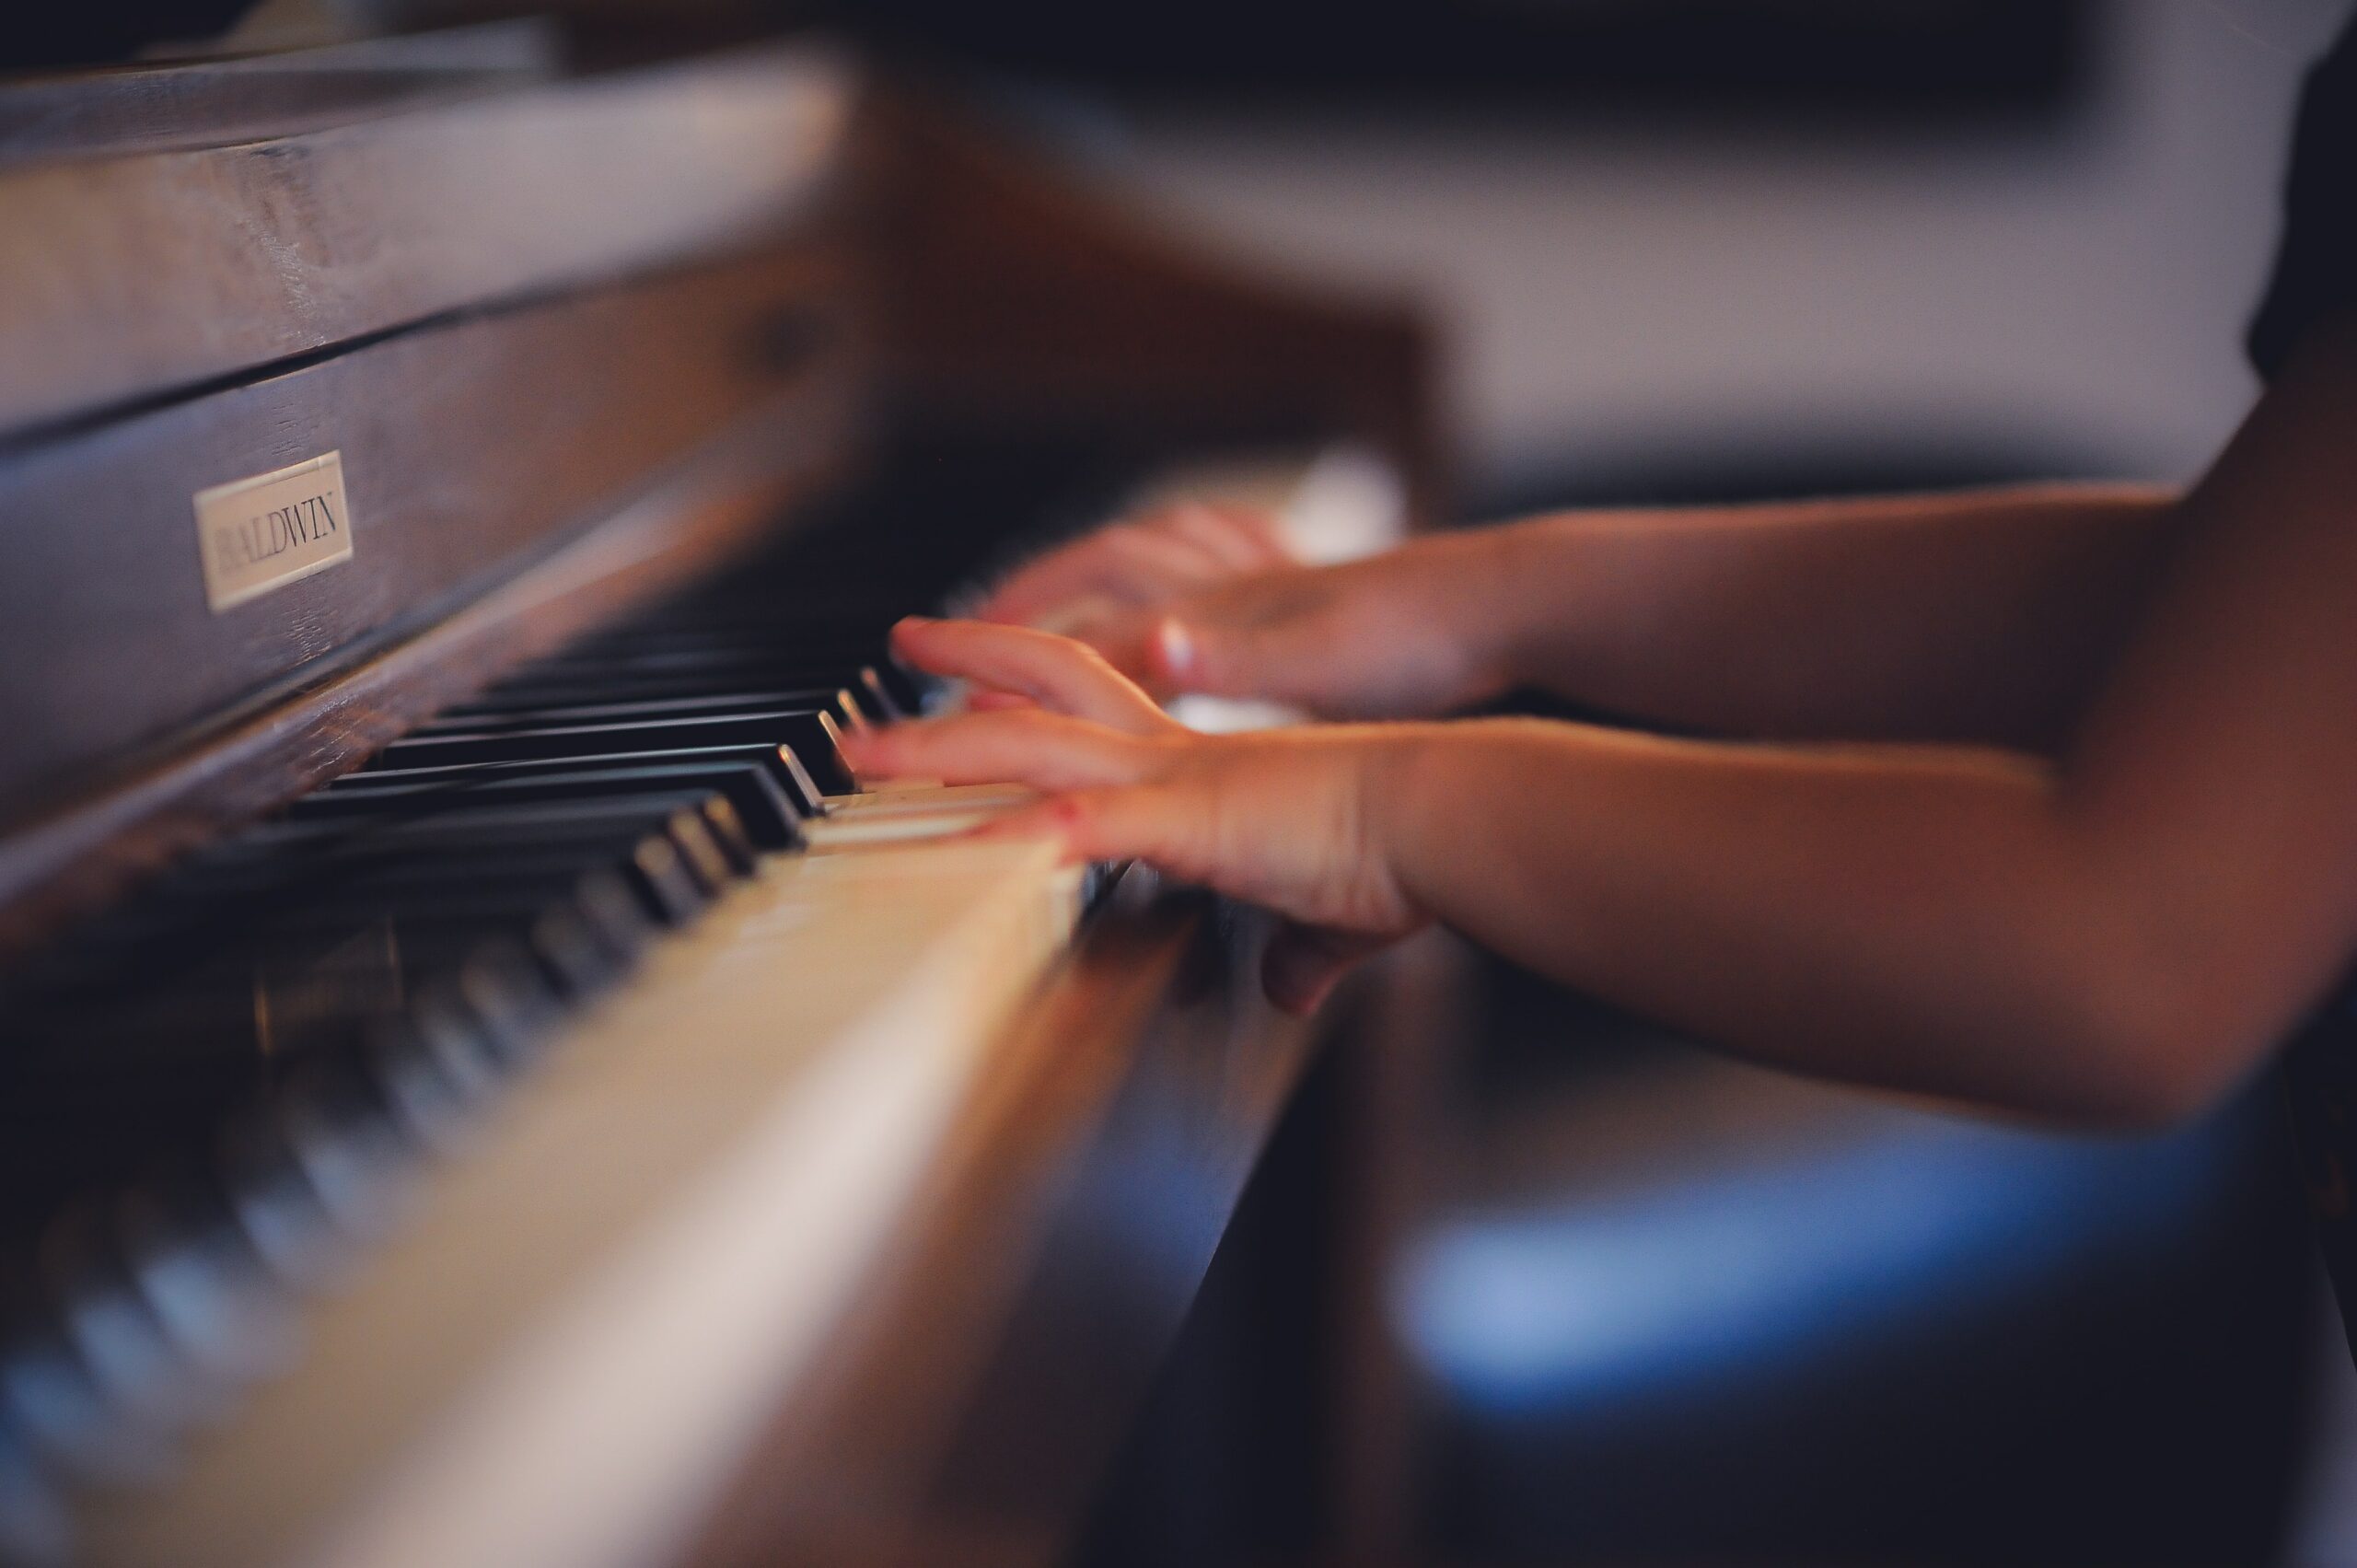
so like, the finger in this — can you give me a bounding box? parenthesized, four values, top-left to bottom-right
(1150, 503, 1295, 574)
(975, 525, 1221, 625)
(1055, 610, 1159, 691)
(974, 550, 1116, 625)
(970, 784, 1201, 875)
(839, 711, 1157, 791)
(1091, 524, 1231, 598)
(1144, 613, 1289, 701)
(889, 617, 1174, 735)
(1260, 921, 1392, 1014)
(965, 689, 1040, 714)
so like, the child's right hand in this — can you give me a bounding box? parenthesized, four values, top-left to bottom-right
(846, 617, 1438, 1013)
(973, 505, 1513, 720)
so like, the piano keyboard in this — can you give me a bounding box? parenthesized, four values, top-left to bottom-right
(78, 841, 1081, 1568)
(0, 440, 1398, 1567)
(0, 508, 1096, 1564)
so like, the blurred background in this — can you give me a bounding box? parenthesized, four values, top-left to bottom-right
(838, 0, 2326, 495)
(16, 1, 2352, 1562)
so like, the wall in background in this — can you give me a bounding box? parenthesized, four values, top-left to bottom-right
(1099, 0, 2342, 497)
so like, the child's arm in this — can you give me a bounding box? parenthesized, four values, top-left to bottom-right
(850, 321, 2357, 1128)
(980, 482, 2178, 749)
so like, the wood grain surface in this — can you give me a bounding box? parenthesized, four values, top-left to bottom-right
(0, 21, 558, 171)
(0, 377, 862, 962)
(0, 246, 858, 831)
(681, 882, 1326, 1568)
(0, 43, 852, 436)
(856, 86, 1446, 529)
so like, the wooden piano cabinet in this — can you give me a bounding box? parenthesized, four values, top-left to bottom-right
(1052, 929, 1473, 1568)
(0, 21, 560, 171)
(677, 882, 1320, 1568)
(851, 85, 1446, 535)
(0, 366, 865, 962)
(1323, 932, 1475, 1563)
(0, 251, 860, 832)
(0, 40, 875, 961)
(673, 910, 1474, 1568)
(0, 43, 855, 435)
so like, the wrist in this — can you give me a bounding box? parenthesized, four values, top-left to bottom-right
(1358, 724, 1452, 920)
(1405, 528, 1526, 705)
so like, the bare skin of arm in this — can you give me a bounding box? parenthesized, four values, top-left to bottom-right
(980, 482, 2180, 750)
(849, 320, 2357, 1130)
(1470, 482, 2178, 749)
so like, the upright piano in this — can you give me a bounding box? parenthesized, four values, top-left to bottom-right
(0, 22, 1436, 1568)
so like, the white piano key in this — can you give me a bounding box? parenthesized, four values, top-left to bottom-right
(81, 804, 1083, 1568)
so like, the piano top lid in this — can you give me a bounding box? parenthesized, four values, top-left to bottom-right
(0, 32, 858, 443)
(0, 20, 562, 171)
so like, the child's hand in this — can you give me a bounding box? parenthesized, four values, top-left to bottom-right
(843, 618, 1434, 1012)
(979, 513, 1512, 721)
(975, 502, 1296, 629)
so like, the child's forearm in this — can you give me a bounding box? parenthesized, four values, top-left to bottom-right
(1445, 483, 2178, 749)
(1372, 717, 2237, 1125)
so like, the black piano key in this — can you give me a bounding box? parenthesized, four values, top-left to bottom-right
(211, 1112, 354, 1295)
(329, 743, 825, 818)
(412, 686, 865, 736)
(16, 861, 627, 1064)
(266, 867, 651, 958)
(226, 799, 748, 912)
(198, 817, 709, 886)
(363, 1022, 487, 1156)
(479, 644, 878, 674)
(470, 662, 910, 721)
(445, 940, 565, 1066)
(18, 852, 662, 1029)
(0, 1315, 158, 1485)
(428, 905, 624, 1001)
(36, 1202, 211, 1445)
(453, 673, 831, 714)
(64, 938, 562, 1085)
(548, 624, 898, 658)
(295, 819, 716, 925)
(271, 1063, 424, 1244)
(399, 988, 511, 1112)
(148, 903, 612, 1029)
(470, 653, 837, 683)
(111, 1178, 295, 1389)
(106, 807, 708, 901)
(470, 650, 896, 695)
(298, 764, 804, 852)
(368, 710, 853, 795)
(853, 666, 911, 720)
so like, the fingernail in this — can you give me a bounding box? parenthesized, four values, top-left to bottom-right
(1153, 617, 1196, 681)
(895, 614, 934, 631)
